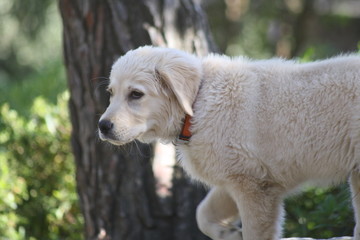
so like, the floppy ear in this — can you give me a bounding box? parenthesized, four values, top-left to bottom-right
(155, 55, 202, 116)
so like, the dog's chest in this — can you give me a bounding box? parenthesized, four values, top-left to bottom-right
(176, 140, 236, 185)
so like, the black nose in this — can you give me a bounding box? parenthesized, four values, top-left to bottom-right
(98, 119, 114, 135)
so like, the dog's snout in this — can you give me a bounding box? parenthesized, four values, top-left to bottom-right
(98, 119, 114, 135)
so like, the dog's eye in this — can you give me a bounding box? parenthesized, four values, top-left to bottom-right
(129, 90, 144, 100)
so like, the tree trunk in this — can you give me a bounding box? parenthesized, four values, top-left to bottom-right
(59, 0, 216, 239)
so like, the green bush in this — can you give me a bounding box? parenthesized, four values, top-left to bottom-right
(0, 1, 83, 237)
(284, 185, 354, 238)
(0, 91, 83, 239)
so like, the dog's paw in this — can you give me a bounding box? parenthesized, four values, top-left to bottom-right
(218, 224, 243, 240)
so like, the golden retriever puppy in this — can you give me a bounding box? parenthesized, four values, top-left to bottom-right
(98, 46, 360, 240)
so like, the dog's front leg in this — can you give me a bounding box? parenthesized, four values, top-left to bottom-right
(229, 177, 285, 240)
(196, 187, 242, 240)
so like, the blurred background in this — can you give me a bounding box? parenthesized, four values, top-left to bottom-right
(0, 0, 359, 239)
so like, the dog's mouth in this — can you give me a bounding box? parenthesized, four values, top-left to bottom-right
(98, 127, 143, 146)
(99, 131, 130, 146)
(98, 131, 117, 144)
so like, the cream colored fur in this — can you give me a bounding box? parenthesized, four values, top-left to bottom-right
(99, 46, 360, 240)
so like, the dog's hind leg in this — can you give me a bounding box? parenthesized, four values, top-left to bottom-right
(196, 187, 242, 240)
(350, 171, 360, 240)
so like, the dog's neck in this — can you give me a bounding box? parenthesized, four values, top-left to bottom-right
(163, 71, 202, 145)
(174, 76, 203, 144)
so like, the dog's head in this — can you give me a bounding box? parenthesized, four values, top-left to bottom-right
(98, 46, 201, 145)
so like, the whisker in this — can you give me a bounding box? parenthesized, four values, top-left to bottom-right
(91, 76, 110, 82)
(135, 140, 153, 160)
(119, 144, 127, 153)
(127, 141, 134, 155)
(351, 188, 360, 202)
(95, 80, 110, 91)
(134, 140, 142, 157)
(91, 77, 110, 92)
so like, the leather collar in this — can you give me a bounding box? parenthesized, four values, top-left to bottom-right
(177, 114, 192, 143)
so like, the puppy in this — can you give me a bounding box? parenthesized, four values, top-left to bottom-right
(99, 46, 360, 240)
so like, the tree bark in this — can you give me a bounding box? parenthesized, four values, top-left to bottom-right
(59, 0, 216, 239)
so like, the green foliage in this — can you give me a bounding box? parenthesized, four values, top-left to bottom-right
(284, 185, 354, 238)
(0, 90, 83, 240)
(0, 0, 62, 83)
(0, 1, 83, 239)
(226, 15, 274, 58)
(0, 60, 66, 118)
(9, 0, 53, 39)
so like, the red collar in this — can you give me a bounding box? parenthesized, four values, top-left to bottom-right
(177, 114, 192, 143)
